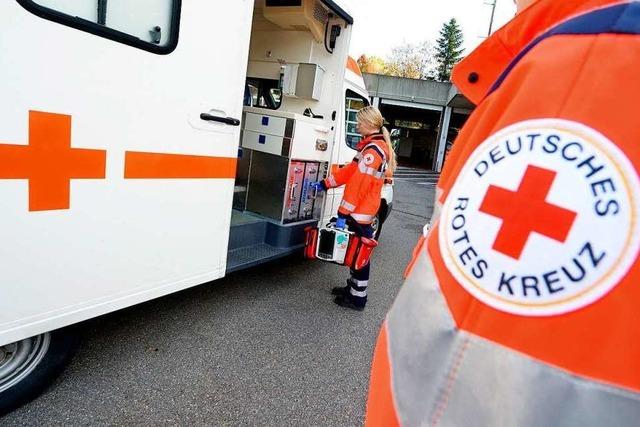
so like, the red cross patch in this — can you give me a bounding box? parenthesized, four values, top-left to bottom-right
(363, 153, 375, 166)
(438, 119, 640, 316)
(479, 165, 577, 260)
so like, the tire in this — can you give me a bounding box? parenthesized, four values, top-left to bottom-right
(0, 327, 81, 416)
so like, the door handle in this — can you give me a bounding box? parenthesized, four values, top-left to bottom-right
(200, 113, 241, 126)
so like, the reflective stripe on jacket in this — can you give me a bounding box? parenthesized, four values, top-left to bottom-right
(324, 134, 389, 224)
(367, 1, 640, 425)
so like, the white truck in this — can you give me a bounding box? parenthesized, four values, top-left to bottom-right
(0, 0, 392, 412)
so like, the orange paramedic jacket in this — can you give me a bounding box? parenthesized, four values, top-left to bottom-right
(324, 134, 390, 224)
(366, 0, 640, 425)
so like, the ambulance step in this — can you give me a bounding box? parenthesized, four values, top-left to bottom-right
(228, 220, 268, 251)
(226, 243, 301, 274)
(229, 210, 269, 250)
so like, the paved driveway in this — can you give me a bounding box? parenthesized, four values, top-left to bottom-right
(4, 178, 435, 426)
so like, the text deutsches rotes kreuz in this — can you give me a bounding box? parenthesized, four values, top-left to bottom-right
(449, 131, 619, 300)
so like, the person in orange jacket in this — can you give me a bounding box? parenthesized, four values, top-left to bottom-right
(366, 0, 640, 425)
(314, 106, 397, 311)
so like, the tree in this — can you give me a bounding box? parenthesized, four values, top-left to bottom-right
(357, 54, 387, 75)
(434, 18, 465, 82)
(384, 41, 436, 80)
(357, 41, 439, 80)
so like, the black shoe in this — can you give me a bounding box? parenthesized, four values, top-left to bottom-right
(333, 295, 366, 311)
(331, 286, 348, 296)
(331, 279, 353, 296)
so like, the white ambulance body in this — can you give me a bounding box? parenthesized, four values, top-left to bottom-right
(0, 0, 392, 412)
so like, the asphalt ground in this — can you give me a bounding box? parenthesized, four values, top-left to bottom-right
(3, 173, 436, 426)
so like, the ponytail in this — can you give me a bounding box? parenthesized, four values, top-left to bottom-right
(381, 126, 397, 174)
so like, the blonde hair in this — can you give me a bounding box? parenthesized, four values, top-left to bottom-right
(357, 106, 397, 174)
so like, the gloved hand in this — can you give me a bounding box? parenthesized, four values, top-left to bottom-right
(310, 181, 326, 192)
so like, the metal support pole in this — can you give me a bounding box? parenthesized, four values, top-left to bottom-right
(97, 0, 108, 25)
(487, 0, 497, 36)
(435, 106, 452, 172)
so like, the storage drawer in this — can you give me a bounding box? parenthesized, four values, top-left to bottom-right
(245, 151, 289, 222)
(243, 112, 294, 138)
(241, 130, 291, 157)
(299, 162, 320, 221)
(288, 119, 332, 162)
(283, 161, 306, 223)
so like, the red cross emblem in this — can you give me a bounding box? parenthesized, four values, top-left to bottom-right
(479, 165, 577, 260)
(0, 111, 106, 211)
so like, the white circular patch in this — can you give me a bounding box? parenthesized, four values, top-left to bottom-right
(439, 119, 640, 316)
(363, 153, 375, 166)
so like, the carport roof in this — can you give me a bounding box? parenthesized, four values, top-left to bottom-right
(447, 85, 475, 110)
(363, 73, 474, 111)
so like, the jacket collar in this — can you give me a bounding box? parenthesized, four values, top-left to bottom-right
(357, 133, 385, 151)
(452, 0, 625, 105)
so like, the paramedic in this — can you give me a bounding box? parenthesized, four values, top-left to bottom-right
(366, 0, 640, 425)
(314, 106, 396, 311)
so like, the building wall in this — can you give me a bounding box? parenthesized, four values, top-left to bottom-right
(363, 73, 452, 106)
(362, 73, 474, 172)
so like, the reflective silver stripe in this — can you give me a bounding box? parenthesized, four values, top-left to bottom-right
(380, 160, 389, 175)
(430, 186, 444, 224)
(350, 288, 368, 298)
(340, 200, 356, 212)
(350, 278, 369, 287)
(327, 176, 338, 187)
(358, 161, 385, 179)
(350, 213, 375, 223)
(384, 239, 640, 425)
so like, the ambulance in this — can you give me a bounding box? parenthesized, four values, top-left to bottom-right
(0, 0, 393, 412)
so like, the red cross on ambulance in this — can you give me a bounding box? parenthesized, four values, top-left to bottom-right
(0, 110, 238, 212)
(0, 111, 106, 211)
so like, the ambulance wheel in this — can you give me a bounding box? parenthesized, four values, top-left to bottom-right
(0, 327, 80, 416)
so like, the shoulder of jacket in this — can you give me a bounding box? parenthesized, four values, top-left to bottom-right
(362, 136, 387, 153)
(362, 143, 386, 160)
(488, 2, 640, 96)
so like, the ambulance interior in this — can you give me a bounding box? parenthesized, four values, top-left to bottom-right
(227, 0, 353, 272)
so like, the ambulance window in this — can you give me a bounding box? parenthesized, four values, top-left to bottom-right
(17, 0, 181, 54)
(345, 90, 369, 149)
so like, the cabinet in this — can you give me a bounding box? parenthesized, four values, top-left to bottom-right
(235, 107, 331, 224)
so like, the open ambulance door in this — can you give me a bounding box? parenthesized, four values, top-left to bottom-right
(0, 0, 253, 412)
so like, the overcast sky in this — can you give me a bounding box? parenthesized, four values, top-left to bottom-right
(348, 0, 517, 59)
